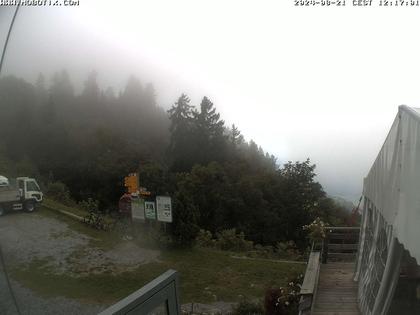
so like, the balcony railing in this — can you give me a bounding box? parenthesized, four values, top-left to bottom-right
(98, 269, 180, 315)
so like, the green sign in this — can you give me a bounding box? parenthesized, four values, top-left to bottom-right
(145, 201, 156, 220)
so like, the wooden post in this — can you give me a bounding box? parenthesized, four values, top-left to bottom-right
(322, 235, 329, 264)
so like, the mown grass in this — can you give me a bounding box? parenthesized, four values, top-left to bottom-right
(42, 198, 88, 218)
(12, 204, 305, 305)
(12, 248, 304, 304)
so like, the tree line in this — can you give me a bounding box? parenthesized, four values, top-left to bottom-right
(0, 71, 350, 246)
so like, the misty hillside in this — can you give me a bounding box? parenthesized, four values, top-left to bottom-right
(0, 71, 351, 246)
(329, 196, 356, 212)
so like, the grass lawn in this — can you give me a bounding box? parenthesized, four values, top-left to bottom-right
(12, 205, 305, 305)
(42, 198, 89, 218)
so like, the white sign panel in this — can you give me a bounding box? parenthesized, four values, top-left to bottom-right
(131, 198, 145, 220)
(156, 196, 172, 222)
(145, 201, 156, 220)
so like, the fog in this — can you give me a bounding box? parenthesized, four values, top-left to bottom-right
(3, 1, 420, 201)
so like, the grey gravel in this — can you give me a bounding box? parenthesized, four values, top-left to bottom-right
(10, 280, 106, 315)
(181, 302, 237, 315)
(0, 210, 160, 315)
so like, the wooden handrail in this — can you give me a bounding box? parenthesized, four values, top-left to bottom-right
(299, 226, 360, 314)
(300, 251, 321, 294)
(299, 251, 321, 315)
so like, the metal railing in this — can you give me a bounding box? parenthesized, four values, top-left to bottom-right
(98, 269, 180, 315)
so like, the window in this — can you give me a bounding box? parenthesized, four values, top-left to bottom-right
(26, 180, 40, 192)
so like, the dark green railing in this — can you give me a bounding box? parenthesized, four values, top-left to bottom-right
(98, 269, 180, 315)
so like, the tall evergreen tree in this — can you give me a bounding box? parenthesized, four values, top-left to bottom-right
(143, 83, 156, 108)
(82, 70, 100, 103)
(195, 97, 224, 137)
(50, 70, 74, 100)
(167, 94, 194, 171)
(192, 96, 226, 164)
(121, 75, 143, 107)
(230, 124, 244, 147)
(35, 73, 48, 106)
(42, 95, 56, 124)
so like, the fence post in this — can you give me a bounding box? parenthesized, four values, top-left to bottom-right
(322, 235, 328, 264)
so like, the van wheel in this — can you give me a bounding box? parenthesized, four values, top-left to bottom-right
(0, 206, 5, 216)
(25, 201, 36, 213)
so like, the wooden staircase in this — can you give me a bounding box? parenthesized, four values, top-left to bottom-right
(299, 227, 360, 315)
(312, 262, 359, 315)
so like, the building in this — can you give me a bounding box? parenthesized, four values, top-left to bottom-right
(355, 105, 420, 315)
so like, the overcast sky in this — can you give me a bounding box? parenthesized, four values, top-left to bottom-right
(2, 1, 420, 201)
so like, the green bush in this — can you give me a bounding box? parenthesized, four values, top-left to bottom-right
(194, 228, 304, 261)
(253, 244, 275, 259)
(215, 228, 254, 252)
(78, 198, 99, 213)
(195, 229, 214, 248)
(244, 242, 303, 260)
(232, 300, 264, 315)
(275, 241, 302, 260)
(46, 181, 73, 205)
(302, 217, 327, 242)
(264, 273, 303, 315)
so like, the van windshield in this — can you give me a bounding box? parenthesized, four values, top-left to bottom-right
(26, 181, 40, 192)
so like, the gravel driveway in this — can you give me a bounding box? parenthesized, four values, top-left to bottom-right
(0, 210, 160, 315)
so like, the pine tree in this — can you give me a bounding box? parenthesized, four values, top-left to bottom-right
(50, 69, 74, 100)
(231, 124, 244, 146)
(167, 94, 194, 171)
(143, 83, 156, 108)
(192, 96, 226, 164)
(195, 96, 224, 137)
(35, 73, 48, 107)
(121, 75, 143, 107)
(42, 95, 56, 124)
(35, 73, 46, 91)
(82, 70, 100, 103)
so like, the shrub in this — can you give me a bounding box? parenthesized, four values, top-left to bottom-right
(264, 274, 303, 315)
(46, 181, 73, 205)
(251, 244, 273, 258)
(303, 217, 327, 243)
(195, 229, 214, 248)
(232, 300, 264, 315)
(78, 198, 99, 213)
(275, 241, 302, 260)
(215, 228, 254, 252)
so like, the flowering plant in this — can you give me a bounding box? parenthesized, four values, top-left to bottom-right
(264, 273, 304, 315)
(303, 217, 327, 242)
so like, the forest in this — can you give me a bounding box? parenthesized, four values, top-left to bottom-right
(0, 71, 350, 247)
